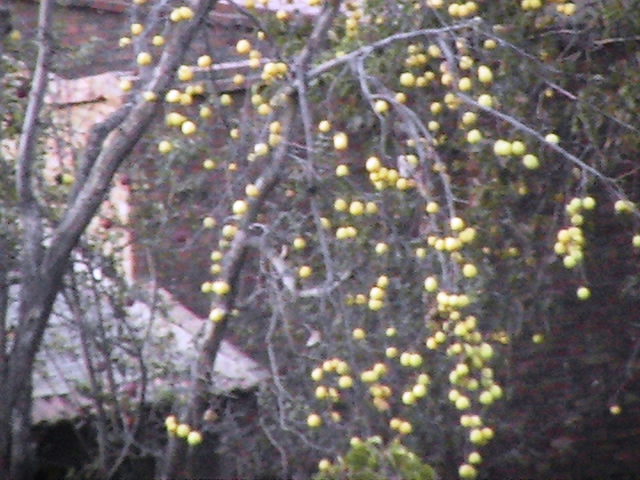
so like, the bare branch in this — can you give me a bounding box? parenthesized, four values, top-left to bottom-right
(15, 0, 53, 280)
(307, 19, 482, 79)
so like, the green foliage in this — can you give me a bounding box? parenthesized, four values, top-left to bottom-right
(314, 437, 435, 480)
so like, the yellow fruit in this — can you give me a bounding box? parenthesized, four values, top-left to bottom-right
(318, 120, 331, 132)
(335, 164, 350, 177)
(545, 133, 560, 144)
(424, 276, 438, 292)
(461, 111, 477, 126)
(352, 328, 366, 340)
(307, 414, 322, 428)
(61, 173, 74, 185)
(181, 121, 197, 135)
(577, 286, 590, 300)
(458, 77, 472, 91)
(479, 390, 494, 405)
(212, 281, 230, 296)
(469, 428, 484, 445)
(493, 139, 513, 156)
(130, 23, 143, 35)
(468, 452, 482, 465)
(333, 132, 348, 150)
(402, 391, 416, 405)
(178, 6, 194, 19)
(385, 347, 398, 358)
(477, 94, 493, 108)
(511, 141, 526, 155)
(136, 52, 152, 66)
(349, 201, 364, 216)
(232, 200, 248, 216)
(119, 79, 133, 91)
(462, 263, 478, 278)
(375, 242, 389, 255)
(338, 376, 353, 389)
(366, 156, 382, 172)
(466, 129, 482, 144)
(409, 353, 423, 367)
(522, 154, 539, 170)
(158, 140, 173, 154)
(455, 395, 470, 410)
(368, 298, 383, 311)
(236, 39, 251, 54)
(166, 112, 186, 127)
(198, 55, 213, 68)
(450, 217, 465, 231)
(398, 421, 413, 434)
(374, 100, 389, 113)
(399, 72, 416, 87)
(334, 198, 348, 212)
(176, 424, 190, 438)
(178, 65, 193, 81)
(222, 224, 238, 239)
(208, 308, 226, 322)
(165, 90, 181, 103)
(299, 265, 312, 278)
(615, 199, 634, 213)
(459, 464, 478, 479)
(477, 65, 493, 83)
(187, 431, 203, 446)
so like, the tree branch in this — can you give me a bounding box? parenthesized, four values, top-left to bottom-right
(15, 0, 53, 286)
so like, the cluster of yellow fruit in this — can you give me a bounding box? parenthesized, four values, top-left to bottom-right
(521, 0, 576, 12)
(165, 86, 202, 106)
(164, 415, 203, 446)
(614, 199, 635, 214)
(367, 275, 390, 311)
(422, 280, 501, 476)
(556, 2, 577, 15)
(368, 380, 394, 412)
(364, 155, 415, 191)
(554, 225, 586, 270)
(169, 5, 195, 22)
(389, 417, 415, 435)
(520, 0, 544, 9)
(398, 368, 430, 407)
(447, 2, 478, 17)
(261, 61, 289, 84)
(201, 279, 230, 296)
(344, 6, 363, 38)
(308, 358, 363, 428)
(424, 217, 477, 257)
(202, 227, 238, 323)
(565, 195, 595, 227)
(332, 197, 378, 241)
(554, 204, 594, 300)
